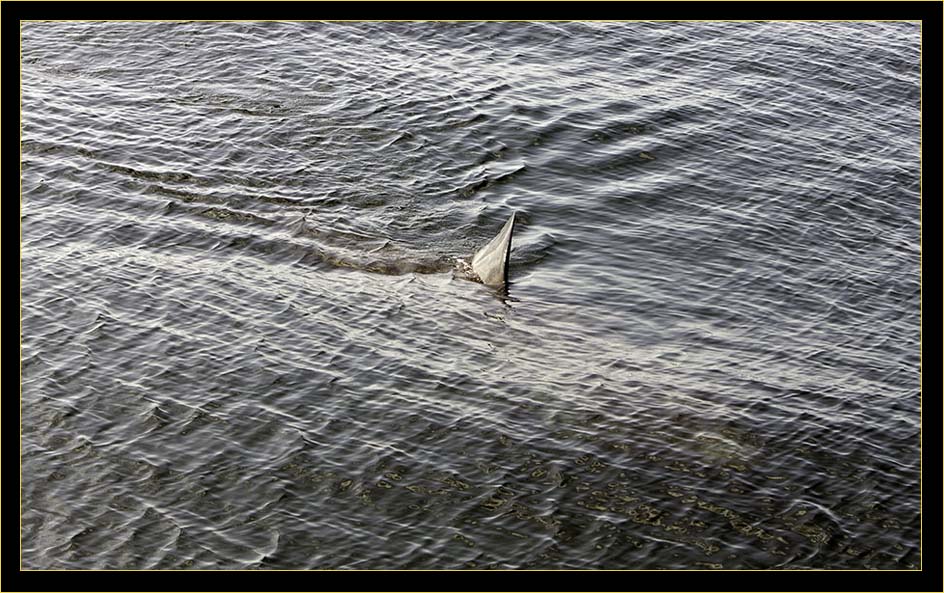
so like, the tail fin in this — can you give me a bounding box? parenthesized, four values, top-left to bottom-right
(471, 212, 516, 288)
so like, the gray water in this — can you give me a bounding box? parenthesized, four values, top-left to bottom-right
(21, 21, 921, 570)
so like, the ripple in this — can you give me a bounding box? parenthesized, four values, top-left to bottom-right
(20, 20, 920, 570)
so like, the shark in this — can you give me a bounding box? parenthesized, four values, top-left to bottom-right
(296, 208, 519, 288)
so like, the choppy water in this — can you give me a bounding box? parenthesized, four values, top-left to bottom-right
(21, 21, 921, 570)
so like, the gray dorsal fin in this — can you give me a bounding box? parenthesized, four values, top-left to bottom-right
(471, 212, 516, 288)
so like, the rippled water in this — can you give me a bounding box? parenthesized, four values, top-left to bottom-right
(21, 21, 921, 569)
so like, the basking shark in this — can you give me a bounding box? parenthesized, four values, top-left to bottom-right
(296, 208, 518, 287)
(471, 212, 516, 288)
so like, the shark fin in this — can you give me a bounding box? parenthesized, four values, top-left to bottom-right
(471, 212, 516, 288)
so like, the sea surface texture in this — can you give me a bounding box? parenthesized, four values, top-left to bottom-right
(21, 21, 921, 569)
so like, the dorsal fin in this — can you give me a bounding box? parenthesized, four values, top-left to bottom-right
(471, 212, 516, 288)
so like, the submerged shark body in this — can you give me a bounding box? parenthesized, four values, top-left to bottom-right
(471, 212, 516, 288)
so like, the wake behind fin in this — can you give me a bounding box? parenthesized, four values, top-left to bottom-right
(471, 212, 516, 288)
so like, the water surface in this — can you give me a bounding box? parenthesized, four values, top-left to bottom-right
(21, 21, 921, 569)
